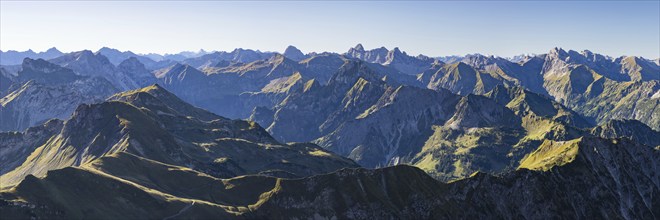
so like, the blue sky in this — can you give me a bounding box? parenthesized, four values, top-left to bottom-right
(1, 1, 658, 58)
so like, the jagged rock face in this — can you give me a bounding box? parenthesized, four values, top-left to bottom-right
(383, 47, 435, 75)
(0, 85, 358, 188)
(346, 44, 390, 64)
(346, 44, 435, 75)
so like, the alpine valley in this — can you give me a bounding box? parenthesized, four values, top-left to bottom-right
(0, 45, 658, 219)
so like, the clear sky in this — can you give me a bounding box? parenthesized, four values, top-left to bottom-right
(1, 1, 659, 58)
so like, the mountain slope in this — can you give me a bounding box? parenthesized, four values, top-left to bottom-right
(0, 85, 357, 188)
(48, 50, 140, 90)
(591, 119, 660, 147)
(0, 58, 118, 131)
(1, 136, 656, 219)
(255, 60, 595, 181)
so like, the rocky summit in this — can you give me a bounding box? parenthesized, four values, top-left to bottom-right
(0, 44, 658, 219)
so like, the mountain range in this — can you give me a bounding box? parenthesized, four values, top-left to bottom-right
(0, 44, 658, 219)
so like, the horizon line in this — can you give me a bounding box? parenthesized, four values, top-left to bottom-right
(1, 45, 659, 60)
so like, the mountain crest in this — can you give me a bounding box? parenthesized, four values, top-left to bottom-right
(108, 84, 222, 121)
(353, 43, 365, 51)
(329, 60, 383, 85)
(21, 58, 70, 73)
(283, 45, 306, 61)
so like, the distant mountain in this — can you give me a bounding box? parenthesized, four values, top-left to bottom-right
(507, 54, 536, 62)
(345, 44, 436, 75)
(0, 58, 117, 131)
(48, 50, 140, 91)
(157, 53, 373, 119)
(538, 48, 660, 128)
(282, 45, 308, 61)
(117, 57, 157, 87)
(181, 48, 277, 69)
(0, 45, 658, 219)
(436, 55, 464, 64)
(142, 49, 211, 62)
(96, 47, 175, 70)
(346, 43, 389, 63)
(411, 48, 660, 129)
(0, 48, 64, 65)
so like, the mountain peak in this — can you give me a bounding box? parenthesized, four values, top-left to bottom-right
(392, 47, 402, 54)
(129, 83, 168, 95)
(284, 45, 301, 52)
(354, 43, 365, 51)
(78, 49, 95, 56)
(549, 47, 568, 57)
(45, 47, 61, 53)
(283, 45, 306, 61)
(118, 56, 142, 65)
(329, 60, 383, 85)
(108, 84, 222, 121)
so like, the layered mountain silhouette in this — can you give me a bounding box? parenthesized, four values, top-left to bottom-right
(0, 45, 658, 219)
(1, 85, 657, 219)
(0, 48, 64, 65)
